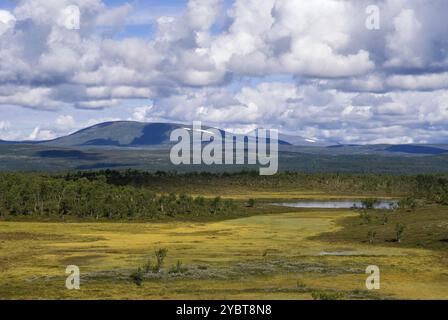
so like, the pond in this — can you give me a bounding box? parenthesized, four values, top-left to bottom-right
(274, 200, 399, 210)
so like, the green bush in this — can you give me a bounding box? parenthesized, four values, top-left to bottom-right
(247, 199, 256, 208)
(395, 223, 405, 243)
(311, 291, 344, 300)
(399, 197, 417, 210)
(361, 198, 380, 210)
(130, 268, 144, 286)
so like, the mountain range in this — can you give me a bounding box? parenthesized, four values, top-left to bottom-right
(0, 121, 305, 148)
(0, 121, 447, 173)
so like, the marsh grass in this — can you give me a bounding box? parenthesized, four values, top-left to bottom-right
(316, 205, 448, 251)
(169, 261, 188, 274)
(1, 203, 447, 299)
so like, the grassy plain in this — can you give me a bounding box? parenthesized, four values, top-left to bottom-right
(1, 192, 447, 300)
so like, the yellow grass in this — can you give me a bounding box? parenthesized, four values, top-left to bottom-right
(0, 209, 447, 299)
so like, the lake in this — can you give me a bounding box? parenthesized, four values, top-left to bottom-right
(274, 200, 398, 210)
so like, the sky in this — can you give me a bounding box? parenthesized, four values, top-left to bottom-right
(0, 0, 448, 144)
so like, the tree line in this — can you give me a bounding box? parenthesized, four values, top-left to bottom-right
(63, 170, 448, 206)
(64, 169, 421, 194)
(412, 174, 448, 205)
(0, 173, 235, 219)
(0, 171, 446, 219)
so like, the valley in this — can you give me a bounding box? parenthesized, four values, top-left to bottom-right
(0, 172, 447, 300)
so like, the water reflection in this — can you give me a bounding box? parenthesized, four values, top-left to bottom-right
(275, 200, 398, 210)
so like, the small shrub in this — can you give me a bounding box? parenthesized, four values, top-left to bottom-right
(367, 230, 377, 244)
(399, 197, 417, 211)
(361, 199, 379, 210)
(247, 198, 256, 208)
(130, 268, 144, 286)
(359, 211, 371, 224)
(395, 223, 405, 243)
(169, 260, 188, 274)
(154, 248, 168, 272)
(296, 280, 307, 289)
(143, 258, 153, 273)
(311, 291, 344, 300)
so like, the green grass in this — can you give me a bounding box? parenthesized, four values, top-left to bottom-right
(315, 205, 448, 251)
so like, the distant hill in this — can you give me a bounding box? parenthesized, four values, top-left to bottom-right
(0, 122, 191, 148)
(40, 122, 183, 148)
(0, 139, 39, 145)
(5, 121, 290, 148)
(385, 145, 448, 155)
(322, 144, 448, 156)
